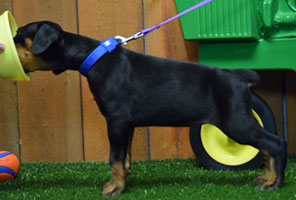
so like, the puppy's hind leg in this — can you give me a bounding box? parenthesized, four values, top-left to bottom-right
(226, 122, 287, 190)
(102, 120, 134, 197)
(255, 132, 287, 190)
(254, 150, 272, 184)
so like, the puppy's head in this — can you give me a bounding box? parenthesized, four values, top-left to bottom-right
(14, 22, 62, 73)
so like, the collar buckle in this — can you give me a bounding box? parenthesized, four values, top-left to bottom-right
(115, 32, 144, 46)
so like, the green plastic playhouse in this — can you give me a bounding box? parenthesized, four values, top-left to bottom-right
(174, 0, 294, 170)
(175, 0, 296, 70)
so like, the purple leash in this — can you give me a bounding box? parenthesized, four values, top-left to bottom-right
(115, 0, 215, 45)
(79, 0, 214, 76)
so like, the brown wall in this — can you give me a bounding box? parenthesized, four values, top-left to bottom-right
(0, 0, 295, 162)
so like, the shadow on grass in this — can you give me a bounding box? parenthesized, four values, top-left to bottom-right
(0, 175, 107, 191)
(1, 171, 258, 194)
(129, 171, 257, 189)
(0, 159, 263, 193)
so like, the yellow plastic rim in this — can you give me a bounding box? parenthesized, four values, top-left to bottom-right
(201, 110, 263, 166)
(0, 11, 30, 81)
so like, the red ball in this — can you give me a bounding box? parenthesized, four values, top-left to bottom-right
(0, 151, 20, 181)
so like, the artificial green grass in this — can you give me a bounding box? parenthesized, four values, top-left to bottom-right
(0, 159, 296, 200)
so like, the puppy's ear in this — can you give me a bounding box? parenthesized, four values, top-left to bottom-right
(32, 24, 60, 54)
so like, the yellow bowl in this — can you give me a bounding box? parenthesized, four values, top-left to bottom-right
(0, 11, 30, 81)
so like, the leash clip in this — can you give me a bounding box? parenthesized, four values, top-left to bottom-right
(115, 32, 144, 46)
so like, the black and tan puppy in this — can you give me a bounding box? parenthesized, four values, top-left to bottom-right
(14, 21, 287, 196)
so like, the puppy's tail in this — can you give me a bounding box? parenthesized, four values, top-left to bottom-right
(233, 69, 260, 87)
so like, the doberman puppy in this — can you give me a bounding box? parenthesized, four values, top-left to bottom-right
(14, 21, 287, 197)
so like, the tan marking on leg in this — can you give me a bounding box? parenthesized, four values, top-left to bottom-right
(260, 156, 278, 190)
(125, 145, 132, 175)
(102, 162, 128, 197)
(255, 150, 278, 190)
(255, 150, 271, 183)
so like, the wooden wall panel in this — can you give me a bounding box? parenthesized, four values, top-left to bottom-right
(1, 0, 294, 162)
(0, 1, 20, 157)
(144, 0, 197, 160)
(286, 71, 296, 156)
(13, 0, 83, 162)
(253, 71, 284, 138)
(79, 0, 149, 161)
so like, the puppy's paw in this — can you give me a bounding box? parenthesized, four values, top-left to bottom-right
(254, 176, 267, 184)
(258, 183, 277, 191)
(102, 179, 126, 197)
(258, 179, 282, 191)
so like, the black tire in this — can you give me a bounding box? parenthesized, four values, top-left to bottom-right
(190, 93, 277, 171)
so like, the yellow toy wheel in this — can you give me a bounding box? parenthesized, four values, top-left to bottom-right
(190, 93, 277, 170)
(200, 110, 262, 166)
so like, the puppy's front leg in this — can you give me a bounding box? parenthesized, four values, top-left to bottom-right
(102, 120, 134, 197)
